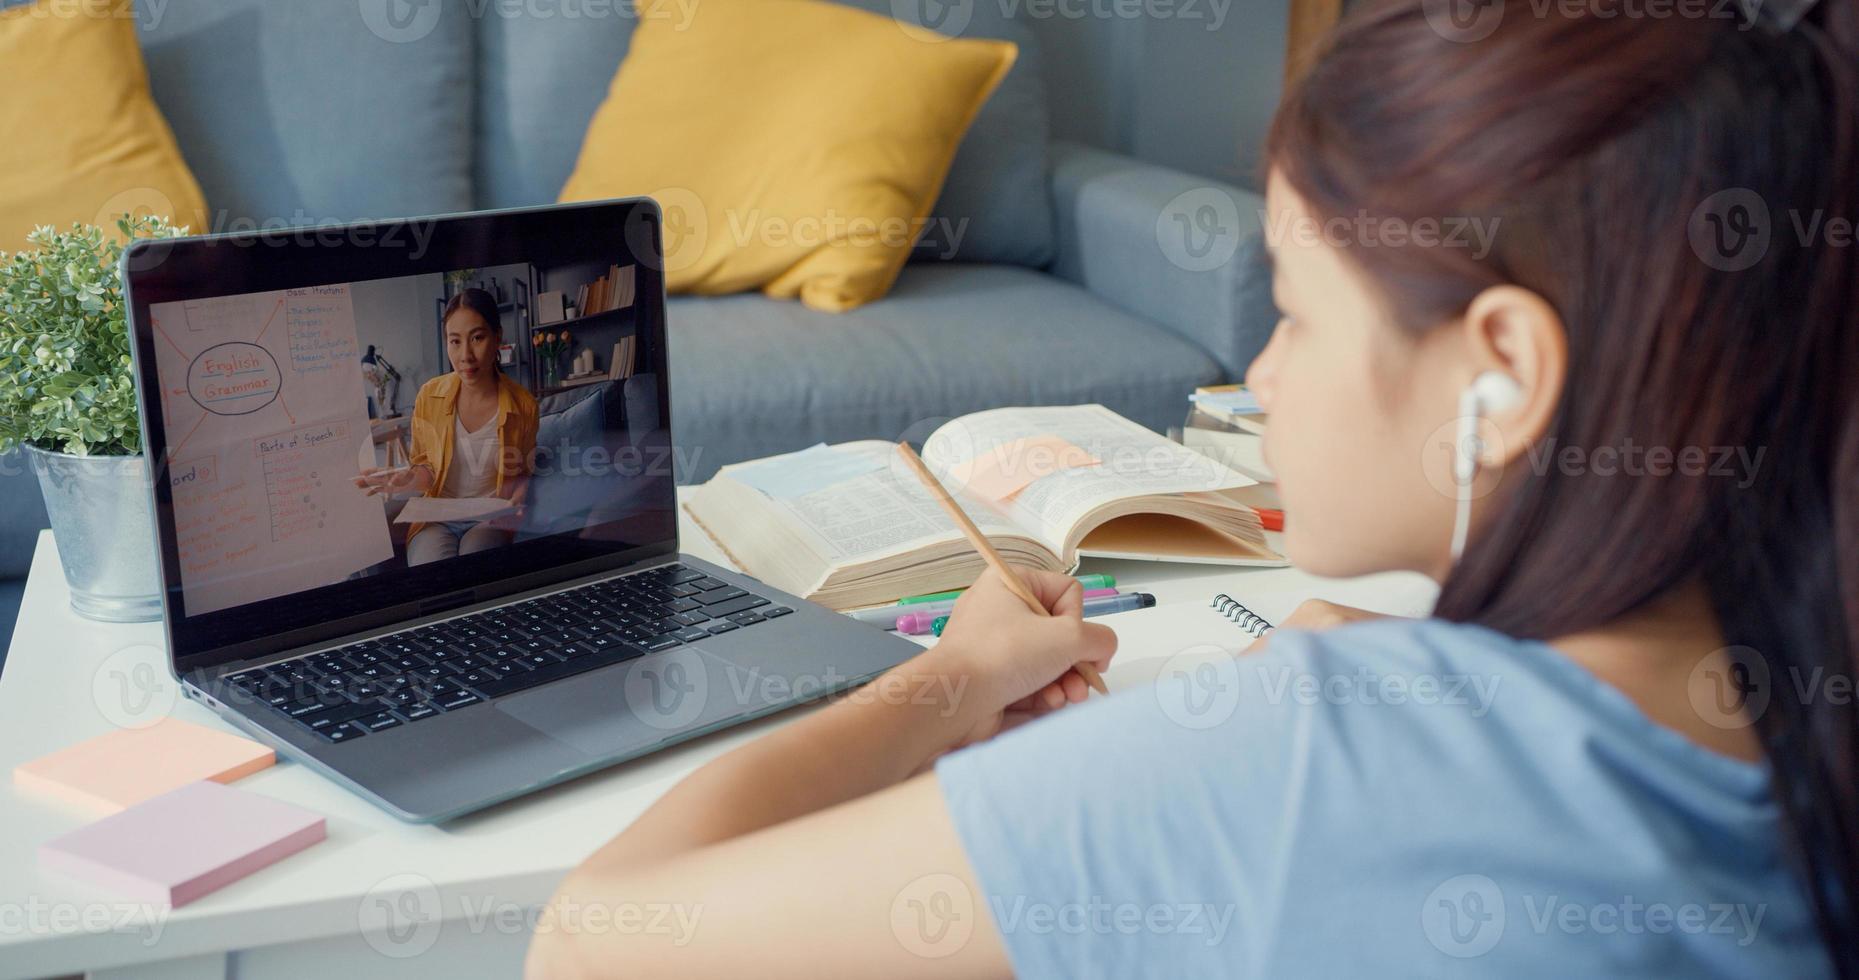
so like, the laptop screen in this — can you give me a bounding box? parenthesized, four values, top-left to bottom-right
(125, 202, 678, 672)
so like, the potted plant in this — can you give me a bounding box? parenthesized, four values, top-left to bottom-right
(0, 216, 186, 622)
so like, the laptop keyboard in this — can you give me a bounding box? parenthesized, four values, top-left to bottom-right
(221, 563, 791, 744)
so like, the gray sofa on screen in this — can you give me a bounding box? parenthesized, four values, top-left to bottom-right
(0, 0, 1277, 648)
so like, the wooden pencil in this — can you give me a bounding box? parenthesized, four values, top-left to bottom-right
(894, 443, 1110, 697)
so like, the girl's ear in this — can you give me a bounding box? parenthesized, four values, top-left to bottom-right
(1456, 284, 1566, 465)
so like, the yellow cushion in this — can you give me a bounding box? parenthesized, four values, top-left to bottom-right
(559, 0, 1015, 312)
(0, 1, 208, 252)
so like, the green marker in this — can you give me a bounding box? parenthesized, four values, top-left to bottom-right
(931, 615, 951, 637)
(899, 573, 1115, 605)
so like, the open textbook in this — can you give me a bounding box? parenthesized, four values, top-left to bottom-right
(683, 405, 1286, 610)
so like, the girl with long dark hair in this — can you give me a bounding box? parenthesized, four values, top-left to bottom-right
(528, 4, 1856, 975)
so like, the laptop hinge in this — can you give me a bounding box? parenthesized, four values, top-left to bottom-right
(419, 590, 477, 617)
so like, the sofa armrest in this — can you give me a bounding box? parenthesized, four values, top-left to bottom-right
(1047, 141, 1278, 381)
(0, 452, 49, 582)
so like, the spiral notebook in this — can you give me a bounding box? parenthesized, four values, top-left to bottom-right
(1210, 593, 1276, 639)
(1092, 579, 1439, 694)
(1094, 592, 1296, 693)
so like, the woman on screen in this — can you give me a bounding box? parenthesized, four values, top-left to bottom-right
(354, 288, 539, 566)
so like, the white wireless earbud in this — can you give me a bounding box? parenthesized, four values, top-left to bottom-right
(1450, 371, 1524, 563)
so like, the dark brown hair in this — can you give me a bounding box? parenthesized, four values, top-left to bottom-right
(1270, 1, 1857, 968)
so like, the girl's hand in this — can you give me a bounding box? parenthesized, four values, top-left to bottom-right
(922, 568, 1117, 757)
(353, 466, 422, 497)
(483, 481, 530, 531)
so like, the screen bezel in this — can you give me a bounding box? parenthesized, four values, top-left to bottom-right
(123, 199, 678, 675)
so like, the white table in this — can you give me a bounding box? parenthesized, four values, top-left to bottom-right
(0, 495, 1434, 980)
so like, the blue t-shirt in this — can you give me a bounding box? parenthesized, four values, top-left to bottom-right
(934, 618, 1830, 978)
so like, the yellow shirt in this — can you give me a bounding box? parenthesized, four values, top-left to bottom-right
(405, 371, 539, 536)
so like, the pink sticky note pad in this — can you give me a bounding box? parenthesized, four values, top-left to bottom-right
(38, 780, 325, 909)
(13, 717, 275, 813)
(949, 435, 1100, 502)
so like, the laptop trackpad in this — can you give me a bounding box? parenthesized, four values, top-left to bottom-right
(493, 648, 778, 758)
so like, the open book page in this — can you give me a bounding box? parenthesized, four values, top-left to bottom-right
(921, 405, 1256, 550)
(733, 441, 1033, 565)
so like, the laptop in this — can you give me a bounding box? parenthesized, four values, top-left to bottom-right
(121, 199, 921, 823)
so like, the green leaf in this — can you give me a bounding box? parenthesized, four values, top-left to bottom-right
(0, 216, 176, 456)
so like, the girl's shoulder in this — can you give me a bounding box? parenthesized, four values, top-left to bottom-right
(500, 374, 539, 414)
(1170, 616, 1773, 816)
(415, 374, 455, 399)
(1026, 615, 1770, 824)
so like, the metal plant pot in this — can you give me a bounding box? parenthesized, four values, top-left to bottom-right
(26, 446, 162, 623)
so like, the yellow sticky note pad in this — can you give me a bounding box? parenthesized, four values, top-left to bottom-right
(14, 717, 275, 814)
(950, 436, 1100, 503)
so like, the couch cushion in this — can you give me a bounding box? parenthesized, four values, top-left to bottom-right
(527, 379, 620, 539)
(525, 376, 672, 539)
(1, 0, 209, 250)
(0, 452, 49, 580)
(475, 0, 1052, 268)
(834, 0, 1054, 268)
(136, 0, 475, 225)
(666, 264, 1222, 482)
(475, 2, 637, 212)
(559, 0, 1017, 313)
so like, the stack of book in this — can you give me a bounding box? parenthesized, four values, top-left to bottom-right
(577, 264, 636, 318)
(1189, 384, 1267, 434)
(1179, 385, 1278, 508)
(608, 335, 637, 381)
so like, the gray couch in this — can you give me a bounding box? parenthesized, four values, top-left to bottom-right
(0, 454, 50, 672)
(0, 0, 1276, 655)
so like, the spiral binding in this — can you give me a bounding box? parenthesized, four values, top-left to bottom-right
(1211, 594, 1274, 638)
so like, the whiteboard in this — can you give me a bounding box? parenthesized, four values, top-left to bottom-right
(150, 285, 395, 616)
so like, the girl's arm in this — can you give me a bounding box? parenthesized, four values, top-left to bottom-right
(526, 570, 1116, 979)
(504, 405, 538, 504)
(360, 403, 438, 496)
(352, 464, 434, 496)
(529, 772, 1001, 980)
(492, 414, 534, 528)
(501, 471, 530, 506)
